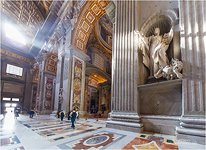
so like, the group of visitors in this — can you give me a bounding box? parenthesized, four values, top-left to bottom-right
(57, 109, 78, 129)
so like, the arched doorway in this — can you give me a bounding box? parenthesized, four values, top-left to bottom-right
(85, 65, 111, 118)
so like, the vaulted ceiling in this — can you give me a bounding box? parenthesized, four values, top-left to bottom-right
(1, 0, 115, 59)
(72, 0, 110, 52)
(1, 0, 53, 55)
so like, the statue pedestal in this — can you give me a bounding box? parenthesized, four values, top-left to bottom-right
(138, 79, 182, 134)
(141, 115, 180, 135)
(146, 76, 166, 84)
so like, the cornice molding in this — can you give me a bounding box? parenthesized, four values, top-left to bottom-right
(0, 49, 34, 65)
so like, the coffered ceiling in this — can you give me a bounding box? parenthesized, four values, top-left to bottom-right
(1, 0, 52, 54)
(72, 0, 110, 52)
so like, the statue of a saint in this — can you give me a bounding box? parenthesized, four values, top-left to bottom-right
(136, 27, 173, 78)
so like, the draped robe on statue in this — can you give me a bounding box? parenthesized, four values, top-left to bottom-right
(137, 27, 173, 77)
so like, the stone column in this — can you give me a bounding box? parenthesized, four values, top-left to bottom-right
(84, 76, 89, 115)
(55, 46, 89, 115)
(54, 21, 72, 112)
(35, 52, 47, 113)
(61, 52, 72, 112)
(54, 47, 63, 111)
(23, 66, 32, 110)
(106, 1, 143, 132)
(36, 52, 58, 114)
(57, 34, 66, 112)
(53, 27, 64, 111)
(176, 1, 206, 145)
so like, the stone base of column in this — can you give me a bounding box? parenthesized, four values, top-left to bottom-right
(176, 116, 206, 145)
(106, 112, 143, 132)
(141, 115, 180, 135)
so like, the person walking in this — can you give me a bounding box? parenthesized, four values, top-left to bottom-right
(60, 110, 65, 121)
(14, 108, 19, 119)
(29, 110, 35, 118)
(70, 109, 77, 129)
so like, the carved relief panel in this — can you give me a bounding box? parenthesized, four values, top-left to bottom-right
(43, 77, 54, 111)
(45, 53, 58, 75)
(71, 57, 84, 110)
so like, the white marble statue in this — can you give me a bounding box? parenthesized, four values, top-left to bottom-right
(136, 27, 174, 78)
(154, 58, 183, 80)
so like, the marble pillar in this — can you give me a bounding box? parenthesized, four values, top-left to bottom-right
(176, 1, 206, 145)
(42, 74, 56, 114)
(54, 51, 62, 111)
(35, 52, 57, 114)
(69, 47, 90, 116)
(57, 28, 66, 112)
(62, 52, 72, 112)
(106, 1, 143, 132)
(35, 59, 45, 112)
(55, 44, 89, 114)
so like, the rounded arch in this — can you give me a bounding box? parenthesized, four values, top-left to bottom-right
(140, 9, 179, 34)
(138, 9, 180, 83)
(94, 15, 112, 53)
(71, 1, 110, 52)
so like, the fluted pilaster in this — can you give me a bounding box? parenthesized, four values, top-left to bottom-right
(107, 1, 143, 132)
(177, 0, 206, 144)
(112, 1, 138, 112)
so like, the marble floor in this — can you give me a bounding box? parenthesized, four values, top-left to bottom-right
(0, 112, 205, 150)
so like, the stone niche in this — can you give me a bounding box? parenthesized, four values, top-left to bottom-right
(136, 9, 182, 135)
(138, 9, 181, 84)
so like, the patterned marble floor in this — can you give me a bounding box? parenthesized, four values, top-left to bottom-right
(0, 113, 205, 150)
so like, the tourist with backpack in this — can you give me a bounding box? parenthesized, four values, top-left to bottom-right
(70, 109, 77, 129)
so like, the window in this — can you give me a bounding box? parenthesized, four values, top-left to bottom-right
(2, 97, 11, 101)
(11, 103, 17, 107)
(5, 103, 11, 107)
(12, 98, 19, 101)
(6, 64, 23, 76)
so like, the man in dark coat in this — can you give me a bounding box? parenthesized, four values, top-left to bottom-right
(29, 110, 35, 118)
(70, 109, 77, 129)
(60, 110, 65, 121)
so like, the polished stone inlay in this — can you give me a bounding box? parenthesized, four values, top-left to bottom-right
(83, 135, 109, 146)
